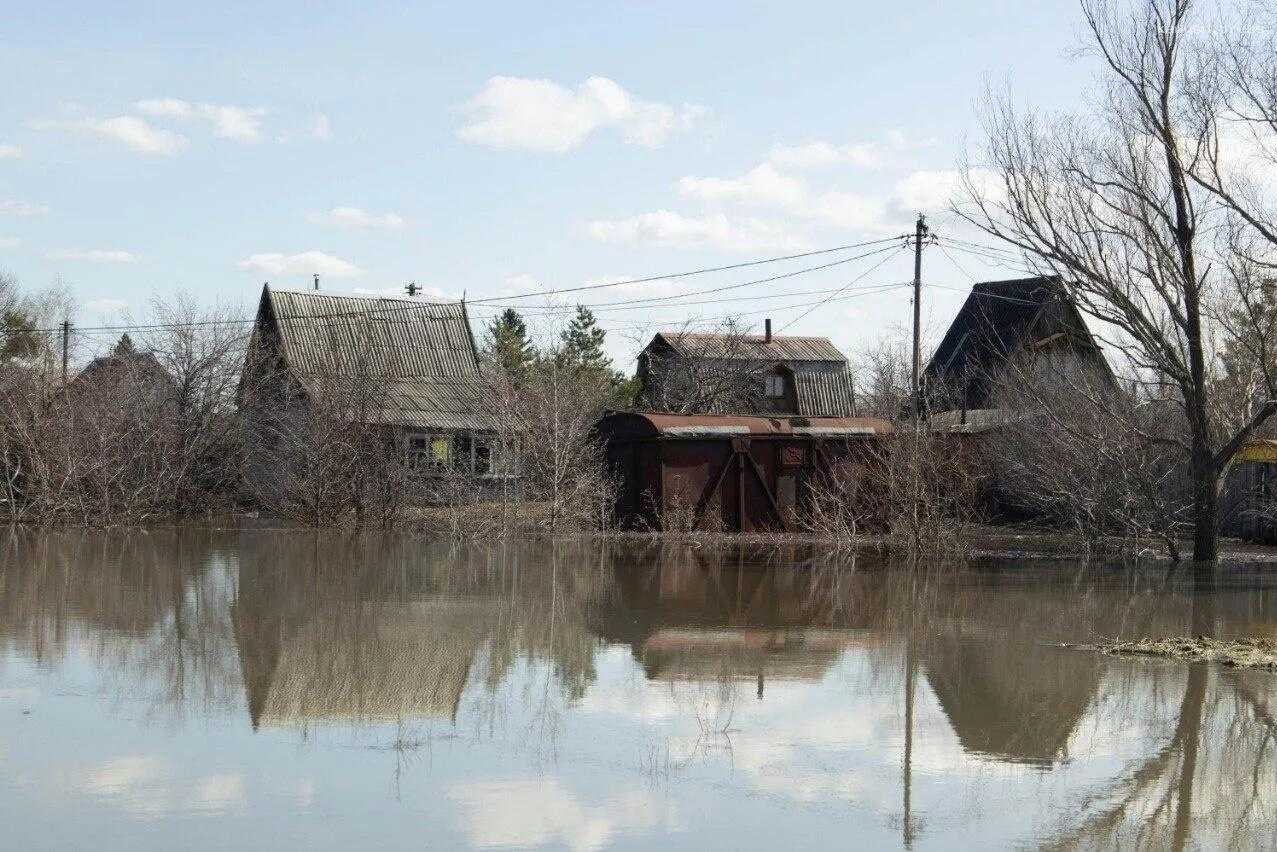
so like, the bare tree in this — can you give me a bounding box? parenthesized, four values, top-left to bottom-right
(982, 353, 1193, 559)
(960, 0, 1277, 561)
(240, 338, 414, 528)
(636, 318, 771, 414)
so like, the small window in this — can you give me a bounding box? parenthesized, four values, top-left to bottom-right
(765, 372, 787, 398)
(407, 433, 453, 474)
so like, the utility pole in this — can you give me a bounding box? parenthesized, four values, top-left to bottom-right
(910, 214, 930, 409)
(313, 273, 320, 291)
(61, 319, 71, 386)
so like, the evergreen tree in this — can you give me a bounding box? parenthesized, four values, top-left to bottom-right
(0, 309, 45, 362)
(113, 333, 136, 356)
(558, 305, 611, 372)
(483, 308, 536, 378)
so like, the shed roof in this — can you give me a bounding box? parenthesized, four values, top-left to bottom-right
(650, 331, 847, 363)
(597, 410, 891, 439)
(256, 286, 500, 431)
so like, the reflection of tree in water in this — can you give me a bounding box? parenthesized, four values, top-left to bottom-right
(0, 528, 243, 720)
(6, 530, 1277, 847)
(1038, 583, 1277, 851)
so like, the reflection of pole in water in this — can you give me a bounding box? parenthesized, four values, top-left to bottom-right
(902, 581, 918, 848)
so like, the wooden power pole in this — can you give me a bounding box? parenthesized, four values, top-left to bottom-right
(910, 214, 930, 406)
(61, 319, 71, 385)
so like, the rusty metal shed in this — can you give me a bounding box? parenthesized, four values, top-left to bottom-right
(597, 411, 892, 533)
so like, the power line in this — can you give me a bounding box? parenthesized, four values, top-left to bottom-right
(941, 235, 1023, 257)
(467, 235, 909, 304)
(776, 246, 907, 332)
(938, 243, 979, 283)
(587, 281, 914, 332)
(42, 239, 912, 335)
(474, 243, 905, 313)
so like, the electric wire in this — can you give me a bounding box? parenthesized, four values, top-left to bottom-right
(774, 246, 906, 332)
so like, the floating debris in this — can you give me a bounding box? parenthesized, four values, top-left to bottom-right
(1063, 636, 1277, 669)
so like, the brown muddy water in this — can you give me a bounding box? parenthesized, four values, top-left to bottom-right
(2, 531, 1276, 851)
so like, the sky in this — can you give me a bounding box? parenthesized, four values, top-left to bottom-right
(0, 0, 1098, 367)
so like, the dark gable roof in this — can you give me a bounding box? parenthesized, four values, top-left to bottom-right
(925, 276, 1101, 384)
(259, 287, 500, 431)
(651, 331, 847, 363)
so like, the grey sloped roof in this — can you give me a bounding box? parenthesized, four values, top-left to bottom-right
(924, 276, 1108, 410)
(653, 331, 847, 363)
(262, 288, 499, 431)
(794, 369, 856, 416)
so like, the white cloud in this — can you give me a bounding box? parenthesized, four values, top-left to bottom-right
(678, 163, 807, 208)
(237, 250, 363, 278)
(33, 115, 188, 156)
(769, 141, 884, 169)
(457, 76, 702, 152)
(134, 98, 193, 118)
(83, 756, 165, 797)
(0, 237, 19, 249)
(135, 98, 268, 143)
(307, 206, 406, 230)
(810, 190, 893, 232)
(0, 199, 46, 216)
(46, 248, 136, 263)
(676, 162, 896, 233)
(449, 779, 673, 852)
(312, 113, 331, 140)
(0, 144, 22, 159)
(186, 774, 246, 814)
(587, 210, 810, 253)
(85, 297, 129, 315)
(894, 168, 1002, 212)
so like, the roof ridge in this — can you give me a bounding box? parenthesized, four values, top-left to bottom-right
(269, 286, 462, 307)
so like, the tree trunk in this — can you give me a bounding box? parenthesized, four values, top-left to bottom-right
(1190, 443, 1218, 564)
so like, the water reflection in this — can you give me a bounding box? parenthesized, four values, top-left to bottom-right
(2, 529, 1276, 849)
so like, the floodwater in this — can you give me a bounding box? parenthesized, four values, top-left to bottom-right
(2, 532, 1276, 851)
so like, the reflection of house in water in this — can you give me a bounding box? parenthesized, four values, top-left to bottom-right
(232, 536, 507, 729)
(923, 608, 1101, 768)
(230, 533, 609, 729)
(235, 600, 498, 729)
(592, 548, 869, 693)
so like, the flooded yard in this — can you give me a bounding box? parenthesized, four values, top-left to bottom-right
(2, 530, 1276, 850)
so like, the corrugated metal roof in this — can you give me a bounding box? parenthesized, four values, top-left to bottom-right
(653, 331, 847, 363)
(794, 370, 855, 417)
(269, 289, 481, 378)
(262, 288, 498, 431)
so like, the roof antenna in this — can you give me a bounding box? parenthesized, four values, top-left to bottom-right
(313, 273, 320, 291)
(406, 281, 420, 296)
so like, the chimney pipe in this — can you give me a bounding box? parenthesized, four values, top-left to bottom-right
(765, 318, 772, 343)
(313, 273, 320, 291)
